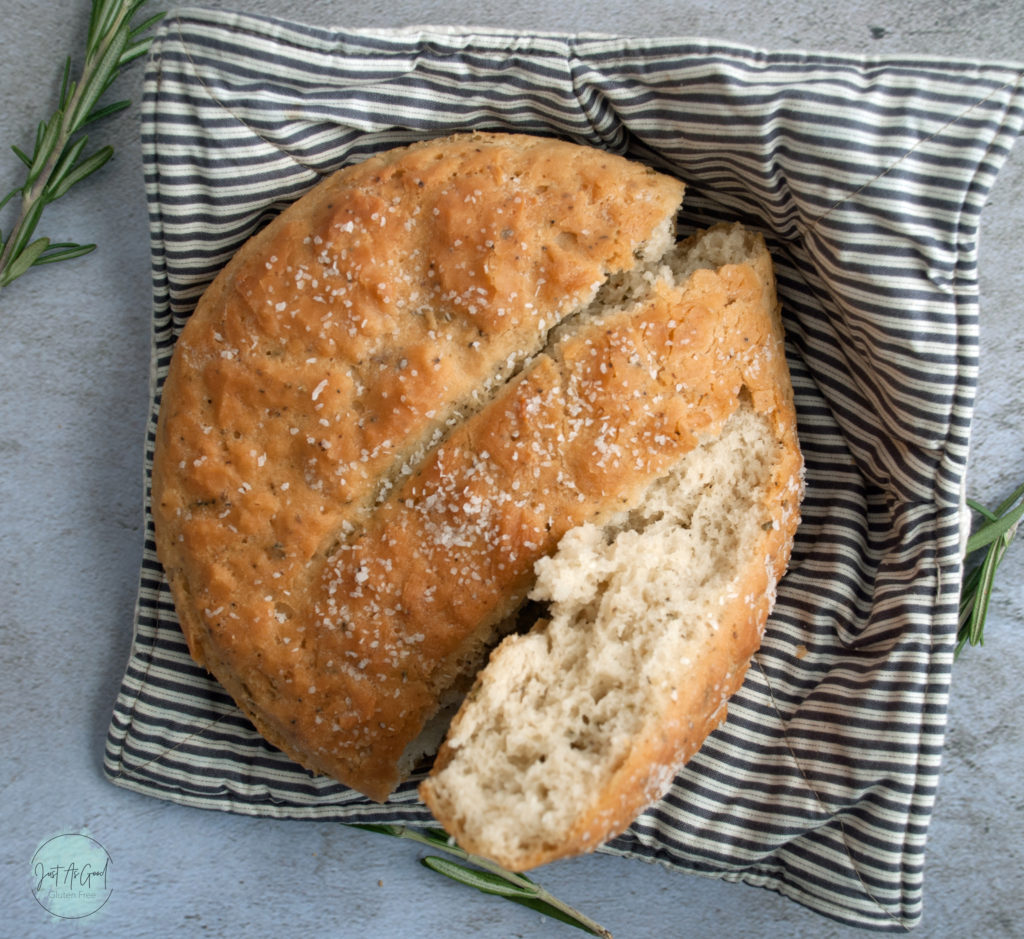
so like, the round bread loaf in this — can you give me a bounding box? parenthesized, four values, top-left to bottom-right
(151, 132, 702, 801)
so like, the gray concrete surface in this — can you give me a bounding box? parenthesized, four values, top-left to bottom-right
(1, 1, 1021, 936)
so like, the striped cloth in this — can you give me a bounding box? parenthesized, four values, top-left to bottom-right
(104, 8, 1024, 930)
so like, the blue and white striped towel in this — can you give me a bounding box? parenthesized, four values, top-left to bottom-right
(104, 8, 1024, 930)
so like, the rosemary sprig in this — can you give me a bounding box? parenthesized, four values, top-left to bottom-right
(349, 824, 613, 938)
(0, 0, 163, 292)
(957, 479, 1024, 656)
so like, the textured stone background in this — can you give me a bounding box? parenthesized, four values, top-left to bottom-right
(1, 2, 1020, 936)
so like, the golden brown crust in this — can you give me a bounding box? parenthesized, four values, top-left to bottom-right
(418, 229, 803, 869)
(151, 132, 688, 800)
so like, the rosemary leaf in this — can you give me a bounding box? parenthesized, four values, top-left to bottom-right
(1, 237, 51, 285)
(130, 10, 166, 40)
(118, 38, 153, 68)
(82, 99, 132, 127)
(420, 855, 532, 900)
(44, 135, 91, 196)
(5, 198, 47, 269)
(58, 57, 72, 108)
(11, 146, 33, 169)
(347, 822, 405, 838)
(34, 242, 97, 265)
(47, 146, 114, 202)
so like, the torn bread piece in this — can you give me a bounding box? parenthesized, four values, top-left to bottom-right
(418, 222, 803, 870)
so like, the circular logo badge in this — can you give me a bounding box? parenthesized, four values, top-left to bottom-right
(30, 833, 111, 919)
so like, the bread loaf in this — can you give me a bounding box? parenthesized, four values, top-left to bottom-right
(152, 132, 803, 848)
